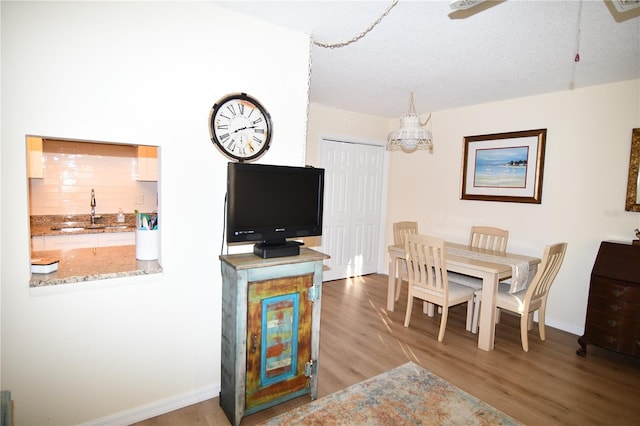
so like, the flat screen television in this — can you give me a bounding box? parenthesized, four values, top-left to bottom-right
(226, 162, 325, 258)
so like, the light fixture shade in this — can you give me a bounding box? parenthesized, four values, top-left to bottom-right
(387, 113, 433, 153)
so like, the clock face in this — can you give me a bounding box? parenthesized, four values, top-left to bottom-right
(209, 93, 272, 162)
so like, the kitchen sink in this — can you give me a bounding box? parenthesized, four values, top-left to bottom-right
(50, 222, 106, 231)
(56, 227, 86, 232)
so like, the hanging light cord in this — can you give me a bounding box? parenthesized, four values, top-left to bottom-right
(311, 0, 398, 48)
(575, 0, 583, 62)
(408, 90, 431, 127)
(304, 0, 399, 159)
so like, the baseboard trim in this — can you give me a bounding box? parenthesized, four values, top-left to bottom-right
(80, 384, 220, 426)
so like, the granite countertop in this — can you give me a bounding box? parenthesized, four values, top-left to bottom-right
(30, 245, 162, 287)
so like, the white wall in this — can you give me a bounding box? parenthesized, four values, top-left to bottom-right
(1, 2, 309, 425)
(386, 80, 640, 335)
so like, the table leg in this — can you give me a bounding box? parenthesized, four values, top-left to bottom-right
(477, 271, 498, 351)
(387, 252, 397, 311)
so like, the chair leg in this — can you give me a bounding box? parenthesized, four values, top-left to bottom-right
(520, 313, 529, 352)
(465, 300, 473, 332)
(395, 259, 404, 301)
(425, 302, 435, 317)
(404, 293, 413, 328)
(438, 306, 448, 342)
(471, 291, 481, 334)
(538, 307, 546, 341)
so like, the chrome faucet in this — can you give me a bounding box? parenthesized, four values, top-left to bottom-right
(90, 189, 97, 224)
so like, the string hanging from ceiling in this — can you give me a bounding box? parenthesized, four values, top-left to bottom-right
(306, 0, 432, 153)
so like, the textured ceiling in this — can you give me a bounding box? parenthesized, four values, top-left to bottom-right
(218, 0, 640, 118)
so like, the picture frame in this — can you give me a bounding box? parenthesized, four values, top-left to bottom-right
(624, 128, 640, 212)
(461, 129, 547, 204)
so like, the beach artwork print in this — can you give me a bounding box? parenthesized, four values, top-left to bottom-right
(473, 146, 529, 188)
(461, 129, 546, 204)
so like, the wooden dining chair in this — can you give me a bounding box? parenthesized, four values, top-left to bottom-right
(469, 225, 509, 252)
(403, 234, 475, 342)
(393, 221, 419, 301)
(471, 242, 568, 351)
(449, 226, 510, 292)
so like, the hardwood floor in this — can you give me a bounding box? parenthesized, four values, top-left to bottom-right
(134, 274, 640, 426)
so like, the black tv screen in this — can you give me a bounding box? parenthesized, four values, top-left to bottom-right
(226, 162, 324, 256)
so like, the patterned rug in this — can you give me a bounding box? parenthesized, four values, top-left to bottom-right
(260, 362, 521, 425)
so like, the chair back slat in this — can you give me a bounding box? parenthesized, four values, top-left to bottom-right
(528, 243, 568, 302)
(469, 226, 509, 252)
(394, 221, 419, 246)
(405, 234, 448, 295)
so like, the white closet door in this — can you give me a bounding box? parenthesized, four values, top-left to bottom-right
(320, 139, 384, 281)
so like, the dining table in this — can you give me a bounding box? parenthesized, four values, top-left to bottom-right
(387, 241, 541, 351)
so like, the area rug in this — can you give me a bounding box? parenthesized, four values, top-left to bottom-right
(260, 362, 521, 425)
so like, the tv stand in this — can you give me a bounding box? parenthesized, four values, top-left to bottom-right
(253, 240, 303, 258)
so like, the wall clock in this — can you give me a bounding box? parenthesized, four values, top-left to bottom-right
(209, 92, 272, 162)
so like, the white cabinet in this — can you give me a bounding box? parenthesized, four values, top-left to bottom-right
(31, 236, 46, 251)
(137, 146, 158, 181)
(31, 232, 134, 251)
(98, 232, 135, 247)
(27, 136, 44, 179)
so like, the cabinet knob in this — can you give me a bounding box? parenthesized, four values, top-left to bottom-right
(607, 319, 619, 328)
(609, 303, 622, 312)
(612, 289, 624, 297)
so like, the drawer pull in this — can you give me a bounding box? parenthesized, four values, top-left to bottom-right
(606, 336, 618, 344)
(609, 304, 622, 312)
(612, 289, 624, 297)
(607, 319, 619, 328)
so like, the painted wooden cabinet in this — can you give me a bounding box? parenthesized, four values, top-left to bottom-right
(219, 248, 328, 426)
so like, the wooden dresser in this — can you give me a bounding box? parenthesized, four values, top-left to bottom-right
(577, 241, 640, 357)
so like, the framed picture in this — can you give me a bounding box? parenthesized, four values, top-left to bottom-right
(461, 129, 547, 204)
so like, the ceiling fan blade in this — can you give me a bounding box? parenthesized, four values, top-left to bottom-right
(611, 0, 640, 13)
(449, 0, 489, 10)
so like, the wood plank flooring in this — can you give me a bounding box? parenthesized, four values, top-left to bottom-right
(134, 274, 640, 425)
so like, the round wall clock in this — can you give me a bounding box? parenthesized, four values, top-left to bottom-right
(209, 92, 272, 162)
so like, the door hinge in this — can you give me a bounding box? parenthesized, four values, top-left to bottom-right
(305, 359, 317, 378)
(308, 285, 319, 302)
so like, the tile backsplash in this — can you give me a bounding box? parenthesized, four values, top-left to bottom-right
(29, 139, 158, 216)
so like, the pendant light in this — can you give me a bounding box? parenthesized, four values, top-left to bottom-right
(387, 91, 433, 153)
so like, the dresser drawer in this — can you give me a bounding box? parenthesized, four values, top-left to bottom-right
(585, 307, 639, 330)
(585, 324, 640, 354)
(590, 277, 640, 302)
(585, 297, 640, 320)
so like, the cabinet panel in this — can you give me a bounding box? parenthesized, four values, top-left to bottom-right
(31, 232, 134, 250)
(245, 274, 312, 410)
(98, 232, 135, 247)
(45, 233, 99, 250)
(27, 136, 44, 179)
(137, 145, 158, 181)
